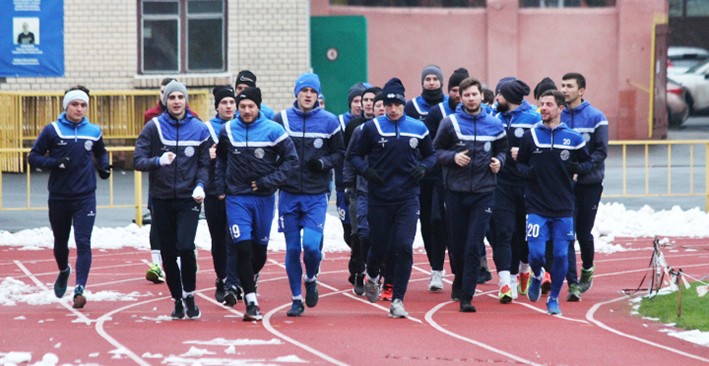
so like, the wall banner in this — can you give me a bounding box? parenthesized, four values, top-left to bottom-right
(0, 0, 64, 77)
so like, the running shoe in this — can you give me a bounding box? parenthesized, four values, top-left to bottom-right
(498, 284, 513, 304)
(389, 299, 409, 318)
(528, 269, 544, 302)
(54, 266, 71, 298)
(517, 271, 531, 296)
(145, 263, 165, 284)
(579, 265, 595, 293)
(547, 296, 562, 315)
(286, 299, 304, 317)
(380, 283, 393, 301)
(541, 271, 552, 295)
(72, 285, 86, 309)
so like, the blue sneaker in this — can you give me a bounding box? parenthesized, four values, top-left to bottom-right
(53, 266, 71, 298)
(287, 299, 304, 317)
(305, 280, 319, 308)
(547, 296, 562, 315)
(528, 268, 544, 302)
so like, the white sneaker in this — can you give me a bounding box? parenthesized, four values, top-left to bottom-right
(510, 277, 519, 300)
(389, 299, 408, 318)
(428, 270, 444, 292)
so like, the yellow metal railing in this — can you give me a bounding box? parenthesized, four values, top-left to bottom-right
(0, 90, 211, 173)
(0, 147, 144, 226)
(605, 140, 709, 211)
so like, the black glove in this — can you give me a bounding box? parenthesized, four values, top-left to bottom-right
(344, 185, 355, 205)
(306, 158, 324, 172)
(363, 168, 383, 184)
(55, 156, 70, 169)
(409, 165, 427, 181)
(564, 161, 579, 175)
(98, 166, 111, 180)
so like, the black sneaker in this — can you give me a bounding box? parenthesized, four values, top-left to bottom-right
(243, 302, 263, 321)
(286, 299, 304, 317)
(477, 267, 492, 284)
(460, 298, 477, 313)
(305, 280, 319, 308)
(223, 286, 242, 307)
(184, 295, 201, 319)
(214, 278, 227, 303)
(171, 298, 185, 319)
(353, 273, 365, 296)
(53, 266, 71, 298)
(72, 285, 86, 309)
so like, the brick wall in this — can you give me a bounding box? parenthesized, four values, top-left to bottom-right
(0, 0, 310, 113)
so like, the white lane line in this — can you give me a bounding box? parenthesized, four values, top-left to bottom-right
(94, 296, 165, 366)
(13, 260, 92, 325)
(586, 295, 709, 363)
(195, 292, 244, 318)
(424, 301, 544, 366)
(595, 262, 708, 278)
(262, 298, 349, 366)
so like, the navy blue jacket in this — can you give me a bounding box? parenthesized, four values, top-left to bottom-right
(133, 109, 211, 199)
(496, 100, 542, 187)
(272, 103, 345, 195)
(434, 105, 508, 193)
(28, 113, 109, 200)
(517, 122, 592, 218)
(205, 114, 229, 195)
(561, 100, 608, 185)
(215, 113, 299, 196)
(348, 114, 436, 204)
(405, 95, 449, 121)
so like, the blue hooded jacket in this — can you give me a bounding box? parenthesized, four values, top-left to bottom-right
(495, 100, 542, 187)
(29, 113, 109, 200)
(205, 114, 229, 195)
(561, 100, 608, 185)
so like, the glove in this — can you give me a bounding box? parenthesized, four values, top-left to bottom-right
(363, 168, 383, 184)
(98, 166, 111, 180)
(307, 158, 324, 172)
(409, 165, 427, 181)
(159, 151, 175, 166)
(192, 185, 205, 201)
(55, 156, 70, 169)
(344, 186, 355, 205)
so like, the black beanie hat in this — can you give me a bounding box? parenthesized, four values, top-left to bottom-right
(361, 86, 382, 99)
(499, 79, 531, 105)
(382, 77, 406, 105)
(495, 76, 517, 95)
(448, 67, 470, 92)
(236, 87, 262, 109)
(212, 85, 235, 109)
(533, 77, 557, 100)
(235, 70, 257, 88)
(348, 82, 372, 105)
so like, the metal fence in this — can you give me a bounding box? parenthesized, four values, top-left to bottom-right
(1, 140, 707, 226)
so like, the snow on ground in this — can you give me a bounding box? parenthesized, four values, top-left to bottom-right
(1, 201, 708, 350)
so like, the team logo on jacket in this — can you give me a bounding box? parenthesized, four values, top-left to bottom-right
(560, 150, 570, 161)
(583, 133, 591, 142)
(409, 138, 418, 149)
(84, 140, 93, 151)
(185, 146, 195, 157)
(254, 148, 265, 159)
(515, 128, 525, 138)
(313, 138, 324, 149)
(58, 140, 67, 146)
(484, 142, 491, 152)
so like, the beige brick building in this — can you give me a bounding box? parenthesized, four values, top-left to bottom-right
(0, 0, 311, 112)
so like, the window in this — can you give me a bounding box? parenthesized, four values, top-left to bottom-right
(330, 0, 486, 7)
(140, 0, 226, 74)
(520, 0, 615, 7)
(670, 0, 709, 17)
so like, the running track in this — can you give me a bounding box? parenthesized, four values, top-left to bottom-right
(1, 237, 708, 365)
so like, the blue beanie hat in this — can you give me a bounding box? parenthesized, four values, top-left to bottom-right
(294, 72, 321, 97)
(382, 77, 406, 105)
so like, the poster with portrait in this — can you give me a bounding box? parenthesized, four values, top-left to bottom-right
(0, 0, 64, 77)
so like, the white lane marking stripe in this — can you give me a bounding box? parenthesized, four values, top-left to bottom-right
(586, 295, 709, 363)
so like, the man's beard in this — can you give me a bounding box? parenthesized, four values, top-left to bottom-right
(497, 102, 509, 113)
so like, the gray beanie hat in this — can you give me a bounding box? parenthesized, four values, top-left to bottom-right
(421, 64, 444, 87)
(162, 80, 188, 106)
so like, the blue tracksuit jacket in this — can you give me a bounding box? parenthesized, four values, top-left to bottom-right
(496, 100, 542, 187)
(133, 109, 211, 199)
(215, 113, 299, 196)
(517, 122, 593, 218)
(348, 114, 436, 204)
(272, 103, 345, 195)
(561, 100, 608, 185)
(434, 105, 508, 193)
(28, 113, 109, 200)
(405, 95, 449, 121)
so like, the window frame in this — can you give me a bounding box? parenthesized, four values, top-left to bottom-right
(139, 0, 226, 74)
